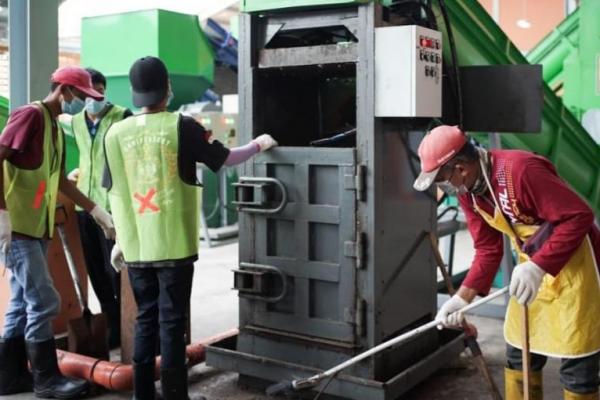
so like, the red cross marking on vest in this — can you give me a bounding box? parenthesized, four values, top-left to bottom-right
(134, 188, 160, 214)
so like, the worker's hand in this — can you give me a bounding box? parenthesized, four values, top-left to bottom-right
(110, 243, 126, 273)
(89, 205, 116, 240)
(0, 209, 11, 257)
(509, 260, 545, 305)
(252, 134, 278, 152)
(435, 294, 468, 329)
(67, 168, 80, 183)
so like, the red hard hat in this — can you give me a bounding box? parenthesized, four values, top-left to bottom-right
(413, 125, 467, 191)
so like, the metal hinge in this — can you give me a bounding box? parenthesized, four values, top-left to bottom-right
(355, 298, 367, 338)
(344, 164, 367, 202)
(344, 232, 366, 269)
(355, 164, 366, 201)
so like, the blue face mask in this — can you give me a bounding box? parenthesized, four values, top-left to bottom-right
(61, 89, 86, 115)
(85, 98, 107, 115)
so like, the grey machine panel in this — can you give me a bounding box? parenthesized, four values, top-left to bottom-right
(238, 148, 358, 343)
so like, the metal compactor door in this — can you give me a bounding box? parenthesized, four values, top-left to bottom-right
(233, 147, 359, 345)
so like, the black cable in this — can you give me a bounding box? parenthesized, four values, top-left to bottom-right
(389, 0, 436, 28)
(437, 0, 464, 129)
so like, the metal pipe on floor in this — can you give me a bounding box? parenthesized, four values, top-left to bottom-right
(56, 328, 238, 391)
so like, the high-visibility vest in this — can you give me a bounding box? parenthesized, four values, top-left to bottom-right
(104, 112, 200, 263)
(3, 102, 63, 238)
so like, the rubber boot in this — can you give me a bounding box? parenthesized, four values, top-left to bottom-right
(132, 362, 156, 400)
(26, 338, 90, 399)
(564, 389, 599, 399)
(505, 367, 543, 400)
(160, 368, 206, 400)
(0, 335, 33, 394)
(105, 300, 121, 349)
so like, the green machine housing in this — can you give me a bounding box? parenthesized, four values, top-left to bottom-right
(81, 9, 214, 111)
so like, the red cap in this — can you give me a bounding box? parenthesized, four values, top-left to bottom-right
(50, 66, 104, 100)
(413, 125, 467, 191)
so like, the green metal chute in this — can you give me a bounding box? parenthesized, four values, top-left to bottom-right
(527, 8, 580, 92)
(433, 1, 600, 214)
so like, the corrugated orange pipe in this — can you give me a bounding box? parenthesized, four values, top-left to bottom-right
(57, 328, 238, 391)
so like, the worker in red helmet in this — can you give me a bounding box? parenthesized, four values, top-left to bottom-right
(414, 125, 600, 400)
(0, 66, 116, 398)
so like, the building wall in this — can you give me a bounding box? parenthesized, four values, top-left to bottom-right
(478, 0, 566, 53)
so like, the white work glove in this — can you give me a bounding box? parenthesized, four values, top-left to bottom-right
(509, 260, 546, 305)
(67, 168, 80, 182)
(435, 294, 468, 328)
(252, 134, 278, 152)
(0, 209, 11, 256)
(89, 205, 116, 240)
(110, 243, 126, 273)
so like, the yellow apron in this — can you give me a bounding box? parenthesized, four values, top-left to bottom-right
(473, 198, 600, 358)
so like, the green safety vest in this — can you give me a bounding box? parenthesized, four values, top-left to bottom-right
(104, 112, 200, 263)
(3, 102, 63, 238)
(72, 104, 127, 211)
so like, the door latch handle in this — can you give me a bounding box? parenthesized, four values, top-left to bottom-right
(232, 177, 288, 214)
(232, 262, 288, 303)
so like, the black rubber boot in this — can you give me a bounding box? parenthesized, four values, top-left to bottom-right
(0, 335, 33, 394)
(160, 368, 206, 400)
(26, 338, 90, 399)
(105, 300, 121, 349)
(133, 362, 156, 400)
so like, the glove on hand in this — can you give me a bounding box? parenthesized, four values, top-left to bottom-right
(110, 243, 126, 273)
(252, 134, 278, 152)
(435, 294, 468, 329)
(509, 260, 546, 305)
(90, 205, 116, 240)
(0, 209, 11, 256)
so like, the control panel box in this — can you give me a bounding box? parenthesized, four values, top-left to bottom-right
(375, 25, 442, 117)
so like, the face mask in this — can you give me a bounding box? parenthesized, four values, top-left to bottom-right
(437, 180, 469, 196)
(61, 88, 86, 115)
(166, 90, 174, 107)
(436, 167, 469, 196)
(84, 98, 107, 115)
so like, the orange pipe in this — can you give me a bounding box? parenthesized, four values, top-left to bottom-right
(57, 328, 238, 391)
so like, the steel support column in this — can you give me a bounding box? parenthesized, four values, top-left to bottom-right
(9, 0, 59, 110)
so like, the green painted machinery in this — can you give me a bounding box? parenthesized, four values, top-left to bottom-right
(0, 96, 9, 131)
(528, 0, 600, 121)
(527, 8, 580, 92)
(81, 9, 214, 111)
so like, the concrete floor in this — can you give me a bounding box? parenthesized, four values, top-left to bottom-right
(1, 240, 566, 400)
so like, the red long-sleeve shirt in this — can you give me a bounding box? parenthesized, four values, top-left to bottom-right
(460, 149, 599, 296)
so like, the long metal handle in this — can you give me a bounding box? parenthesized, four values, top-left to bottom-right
(56, 225, 88, 311)
(292, 287, 509, 390)
(233, 177, 288, 214)
(522, 305, 531, 400)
